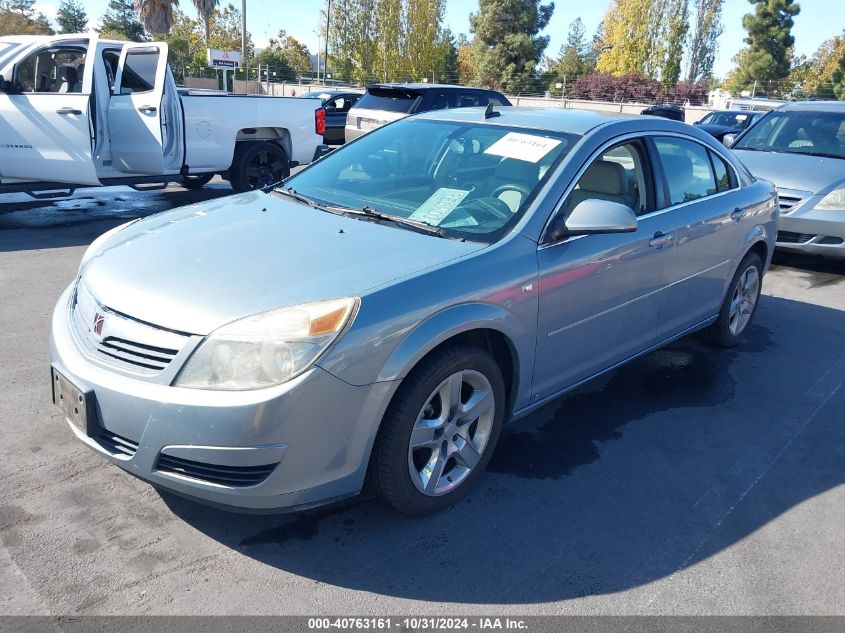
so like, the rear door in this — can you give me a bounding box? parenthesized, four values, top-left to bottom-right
(649, 136, 750, 339)
(0, 34, 100, 185)
(108, 42, 169, 174)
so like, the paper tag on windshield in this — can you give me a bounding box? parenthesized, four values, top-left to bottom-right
(409, 188, 470, 226)
(484, 132, 562, 163)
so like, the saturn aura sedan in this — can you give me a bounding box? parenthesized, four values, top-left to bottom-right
(51, 107, 777, 515)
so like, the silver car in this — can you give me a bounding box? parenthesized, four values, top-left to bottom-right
(51, 107, 777, 515)
(730, 101, 845, 258)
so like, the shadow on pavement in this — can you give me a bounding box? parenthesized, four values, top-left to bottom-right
(161, 295, 845, 604)
(0, 184, 233, 252)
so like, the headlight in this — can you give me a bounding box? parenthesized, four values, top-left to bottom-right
(815, 188, 845, 211)
(79, 219, 138, 268)
(174, 298, 359, 390)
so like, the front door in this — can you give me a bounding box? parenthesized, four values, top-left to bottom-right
(0, 35, 100, 185)
(533, 139, 678, 399)
(108, 43, 169, 174)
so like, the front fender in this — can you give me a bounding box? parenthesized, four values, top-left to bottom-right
(377, 302, 535, 411)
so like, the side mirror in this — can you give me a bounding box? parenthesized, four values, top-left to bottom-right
(548, 199, 638, 242)
(722, 133, 738, 147)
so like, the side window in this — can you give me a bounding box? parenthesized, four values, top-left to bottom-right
(102, 50, 120, 94)
(654, 137, 717, 205)
(14, 46, 86, 94)
(457, 92, 482, 108)
(564, 141, 651, 216)
(119, 49, 160, 95)
(420, 90, 451, 111)
(709, 151, 735, 192)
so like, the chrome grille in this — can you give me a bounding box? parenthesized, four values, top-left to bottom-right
(97, 431, 139, 457)
(71, 282, 190, 375)
(776, 189, 808, 214)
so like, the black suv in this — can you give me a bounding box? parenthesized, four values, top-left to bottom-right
(345, 83, 511, 141)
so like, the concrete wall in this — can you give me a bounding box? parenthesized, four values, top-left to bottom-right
(184, 77, 219, 90)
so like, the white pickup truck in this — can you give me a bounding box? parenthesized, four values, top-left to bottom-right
(0, 34, 327, 197)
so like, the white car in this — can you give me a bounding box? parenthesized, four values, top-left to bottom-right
(0, 34, 326, 196)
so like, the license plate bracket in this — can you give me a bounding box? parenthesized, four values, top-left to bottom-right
(51, 366, 96, 436)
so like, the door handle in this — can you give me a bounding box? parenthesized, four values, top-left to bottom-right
(730, 207, 746, 221)
(138, 105, 157, 113)
(56, 107, 82, 115)
(649, 232, 673, 249)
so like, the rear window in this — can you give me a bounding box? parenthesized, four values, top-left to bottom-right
(355, 87, 420, 113)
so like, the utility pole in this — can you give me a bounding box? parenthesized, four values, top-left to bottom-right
(241, 0, 247, 61)
(324, 0, 331, 84)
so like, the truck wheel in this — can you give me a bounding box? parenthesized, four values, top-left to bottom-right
(369, 345, 506, 515)
(230, 142, 290, 192)
(181, 173, 214, 190)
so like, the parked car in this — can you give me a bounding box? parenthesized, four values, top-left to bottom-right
(730, 101, 845, 258)
(694, 109, 762, 142)
(640, 104, 685, 122)
(51, 107, 776, 515)
(300, 90, 361, 145)
(0, 34, 326, 197)
(345, 83, 510, 141)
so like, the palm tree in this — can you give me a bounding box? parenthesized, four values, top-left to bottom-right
(192, 0, 219, 45)
(134, 0, 179, 35)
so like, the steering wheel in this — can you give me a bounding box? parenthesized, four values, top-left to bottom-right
(490, 183, 532, 210)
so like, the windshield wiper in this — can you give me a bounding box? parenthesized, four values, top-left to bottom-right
(734, 146, 771, 152)
(344, 206, 446, 238)
(273, 187, 345, 214)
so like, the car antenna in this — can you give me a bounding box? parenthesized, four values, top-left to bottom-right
(484, 102, 500, 119)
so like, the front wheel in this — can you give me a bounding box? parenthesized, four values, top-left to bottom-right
(702, 251, 764, 347)
(229, 142, 290, 193)
(370, 345, 506, 515)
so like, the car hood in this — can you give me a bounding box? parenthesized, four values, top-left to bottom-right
(732, 149, 845, 194)
(81, 191, 485, 335)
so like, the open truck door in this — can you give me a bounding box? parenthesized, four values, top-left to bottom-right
(0, 34, 100, 186)
(108, 42, 170, 175)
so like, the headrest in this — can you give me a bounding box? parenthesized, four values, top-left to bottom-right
(579, 160, 628, 196)
(660, 153, 693, 183)
(57, 65, 78, 83)
(494, 158, 539, 183)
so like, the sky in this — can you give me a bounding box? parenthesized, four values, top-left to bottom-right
(32, 0, 841, 79)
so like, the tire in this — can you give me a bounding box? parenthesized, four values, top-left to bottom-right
(702, 251, 764, 348)
(229, 141, 290, 193)
(370, 345, 506, 515)
(180, 173, 214, 190)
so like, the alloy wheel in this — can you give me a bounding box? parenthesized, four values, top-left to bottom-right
(728, 265, 760, 336)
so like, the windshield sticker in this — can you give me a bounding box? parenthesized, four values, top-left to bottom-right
(409, 188, 470, 225)
(484, 132, 562, 163)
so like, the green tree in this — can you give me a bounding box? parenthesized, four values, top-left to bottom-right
(56, 0, 88, 33)
(191, 0, 218, 44)
(99, 0, 146, 41)
(0, 0, 54, 35)
(254, 29, 311, 78)
(404, 0, 447, 82)
(374, 0, 402, 81)
(134, 0, 179, 35)
(469, 0, 555, 93)
(727, 0, 801, 96)
(551, 17, 588, 93)
(687, 0, 723, 81)
(795, 32, 845, 98)
(661, 0, 689, 90)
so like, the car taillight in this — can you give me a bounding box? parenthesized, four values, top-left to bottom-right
(315, 108, 326, 135)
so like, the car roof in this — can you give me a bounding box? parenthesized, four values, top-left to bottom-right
(367, 82, 502, 93)
(778, 100, 845, 112)
(412, 106, 687, 136)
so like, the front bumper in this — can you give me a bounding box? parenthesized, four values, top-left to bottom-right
(50, 285, 394, 511)
(776, 205, 845, 259)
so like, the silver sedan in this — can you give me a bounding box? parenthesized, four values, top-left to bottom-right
(51, 107, 778, 515)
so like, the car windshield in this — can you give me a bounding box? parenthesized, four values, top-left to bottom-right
(734, 109, 845, 159)
(701, 112, 754, 128)
(355, 87, 420, 113)
(282, 118, 580, 241)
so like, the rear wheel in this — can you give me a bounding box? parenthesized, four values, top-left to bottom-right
(702, 251, 763, 347)
(370, 345, 505, 515)
(180, 173, 214, 190)
(229, 142, 290, 193)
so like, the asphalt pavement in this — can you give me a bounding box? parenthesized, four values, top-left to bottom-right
(0, 182, 843, 615)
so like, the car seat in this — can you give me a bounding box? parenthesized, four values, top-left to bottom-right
(51, 66, 79, 93)
(567, 160, 635, 212)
